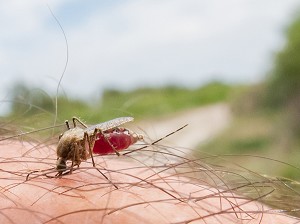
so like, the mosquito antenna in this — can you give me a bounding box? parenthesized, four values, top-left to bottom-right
(45, 2, 69, 133)
(123, 124, 188, 155)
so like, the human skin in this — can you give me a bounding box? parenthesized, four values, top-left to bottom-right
(0, 140, 299, 224)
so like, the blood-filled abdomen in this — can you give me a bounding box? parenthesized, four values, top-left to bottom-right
(93, 130, 139, 155)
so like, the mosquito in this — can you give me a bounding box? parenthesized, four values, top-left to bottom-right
(56, 116, 143, 175)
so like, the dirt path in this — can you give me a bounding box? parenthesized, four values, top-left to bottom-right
(133, 103, 231, 151)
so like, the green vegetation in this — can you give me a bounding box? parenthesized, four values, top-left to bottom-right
(198, 110, 300, 179)
(98, 82, 232, 120)
(197, 14, 300, 180)
(4, 81, 233, 128)
(265, 14, 300, 110)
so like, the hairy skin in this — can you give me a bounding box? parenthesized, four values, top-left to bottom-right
(0, 140, 299, 224)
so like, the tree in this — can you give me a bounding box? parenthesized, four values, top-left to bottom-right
(266, 13, 300, 134)
(266, 14, 300, 107)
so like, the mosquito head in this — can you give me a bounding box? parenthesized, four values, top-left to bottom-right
(56, 157, 67, 170)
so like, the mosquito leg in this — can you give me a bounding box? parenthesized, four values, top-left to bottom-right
(89, 128, 102, 151)
(65, 120, 70, 129)
(59, 120, 71, 140)
(85, 130, 118, 189)
(84, 131, 95, 167)
(106, 137, 120, 156)
(72, 117, 88, 128)
(70, 159, 74, 174)
(70, 145, 77, 174)
(26, 170, 39, 181)
(100, 130, 120, 156)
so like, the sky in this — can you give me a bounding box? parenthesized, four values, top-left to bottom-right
(1, 0, 300, 108)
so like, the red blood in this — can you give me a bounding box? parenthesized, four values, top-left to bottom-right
(93, 131, 136, 155)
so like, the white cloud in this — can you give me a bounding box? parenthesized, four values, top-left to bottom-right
(0, 0, 299, 104)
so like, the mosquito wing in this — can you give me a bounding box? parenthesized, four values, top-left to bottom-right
(85, 117, 134, 135)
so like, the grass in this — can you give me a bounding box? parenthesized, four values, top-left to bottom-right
(196, 104, 300, 180)
(1, 81, 236, 140)
(5, 81, 235, 126)
(97, 82, 233, 120)
(195, 83, 300, 180)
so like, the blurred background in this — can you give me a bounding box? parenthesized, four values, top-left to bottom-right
(1, 0, 300, 179)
